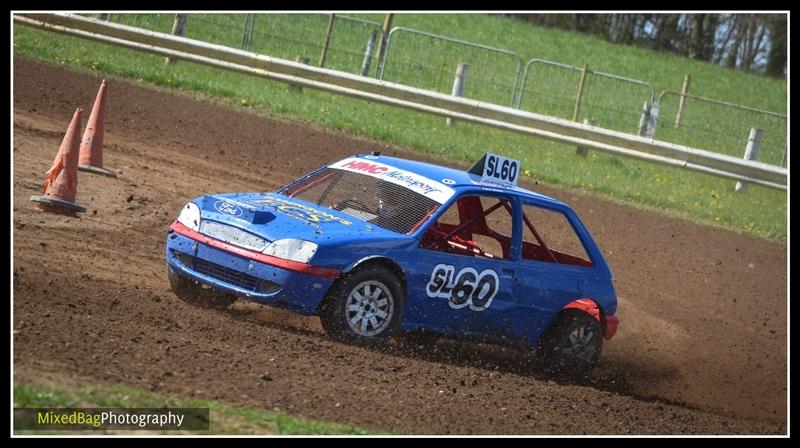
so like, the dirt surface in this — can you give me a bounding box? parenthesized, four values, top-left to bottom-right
(12, 57, 787, 435)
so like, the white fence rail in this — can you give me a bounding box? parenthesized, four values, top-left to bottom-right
(14, 13, 787, 191)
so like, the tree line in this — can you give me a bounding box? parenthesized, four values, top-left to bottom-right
(503, 13, 787, 78)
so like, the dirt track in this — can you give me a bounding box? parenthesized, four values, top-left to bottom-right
(12, 57, 787, 434)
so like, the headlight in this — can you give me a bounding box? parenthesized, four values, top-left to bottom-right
(177, 202, 201, 231)
(262, 239, 318, 263)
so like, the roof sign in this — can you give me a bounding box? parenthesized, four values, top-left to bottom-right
(468, 153, 521, 188)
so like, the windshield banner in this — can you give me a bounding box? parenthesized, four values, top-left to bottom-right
(330, 158, 455, 204)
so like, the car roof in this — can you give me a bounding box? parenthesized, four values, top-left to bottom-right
(348, 153, 571, 209)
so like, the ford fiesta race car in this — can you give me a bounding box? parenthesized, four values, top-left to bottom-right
(166, 152, 619, 377)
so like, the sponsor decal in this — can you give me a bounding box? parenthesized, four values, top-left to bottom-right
(214, 200, 243, 217)
(425, 264, 499, 311)
(330, 158, 455, 204)
(251, 196, 352, 226)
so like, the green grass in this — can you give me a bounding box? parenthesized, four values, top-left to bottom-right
(14, 382, 377, 435)
(351, 13, 786, 106)
(12, 15, 787, 242)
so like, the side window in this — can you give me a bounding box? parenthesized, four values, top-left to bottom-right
(435, 199, 461, 226)
(474, 196, 512, 258)
(421, 195, 514, 260)
(521, 203, 592, 267)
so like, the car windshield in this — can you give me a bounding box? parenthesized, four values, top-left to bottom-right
(279, 167, 440, 234)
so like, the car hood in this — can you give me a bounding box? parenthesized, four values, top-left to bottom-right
(195, 192, 400, 245)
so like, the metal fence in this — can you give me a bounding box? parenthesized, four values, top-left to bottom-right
(90, 13, 786, 167)
(655, 91, 788, 167)
(324, 16, 384, 77)
(185, 14, 254, 49)
(517, 59, 656, 136)
(379, 27, 523, 106)
(188, 14, 384, 76)
(100, 13, 384, 76)
(103, 13, 175, 32)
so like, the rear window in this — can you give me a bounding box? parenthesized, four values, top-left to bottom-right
(280, 168, 440, 234)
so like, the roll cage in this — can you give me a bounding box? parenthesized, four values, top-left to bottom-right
(418, 192, 592, 268)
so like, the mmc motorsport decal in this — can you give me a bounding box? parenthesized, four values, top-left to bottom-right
(251, 196, 352, 226)
(426, 264, 499, 311)
(329, 158, 455, 204)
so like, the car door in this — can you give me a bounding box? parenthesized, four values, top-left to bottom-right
(408, 192, 519, 339)
(510, 200, 597, 344)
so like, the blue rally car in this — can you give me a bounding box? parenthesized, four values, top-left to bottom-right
(166, 152, 619, 376)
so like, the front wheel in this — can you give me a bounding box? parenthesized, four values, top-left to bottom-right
(319, 265, 405, 345)
(537, 309, 603, 380)
(168, 268, 237, 309)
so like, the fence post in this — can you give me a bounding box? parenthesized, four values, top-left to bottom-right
(374, 13, 394, 78)
(165, 14, 187, 65)
(576, 118, 594, 156)
(511, 64, 524, 109)
(98, 13, 109, 21)
(646, 101, 659, 138)
(360, 30, 378, 76)
(239, 14, 251, 50)
(674, 73, 691, 129)
(319, 14, 336, 68)
(247, 15, 257, 50)
(572, 63, 589, 122)
(637, 101, 650, 137)
(735, 128, 764, 192)
(446, 63, 469, 127)
(289, 56, 310, 93)
(637, 101, 659, 138)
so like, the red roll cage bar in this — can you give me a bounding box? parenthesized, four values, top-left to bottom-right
(424, 197, 559, 264)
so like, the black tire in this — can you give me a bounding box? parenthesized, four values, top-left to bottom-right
(537, 309, 603, 380)
(319, 264, 405, 345)
(168, 268, 237, 309)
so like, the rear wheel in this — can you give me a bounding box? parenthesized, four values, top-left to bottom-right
(537, 309, 603, 379)
(319, 265, 405, 345)
(168, 268, 237, 309)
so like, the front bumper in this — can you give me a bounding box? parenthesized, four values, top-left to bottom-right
(165, 223, 336, 315)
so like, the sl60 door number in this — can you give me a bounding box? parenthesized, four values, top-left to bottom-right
(425, 264, 499, 311)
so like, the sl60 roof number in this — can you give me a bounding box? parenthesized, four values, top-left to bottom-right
(482, 153, 519, 187)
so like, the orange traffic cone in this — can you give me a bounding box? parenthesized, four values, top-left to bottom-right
(30, 107, 87, 215)
(78, 79, 116, 177)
